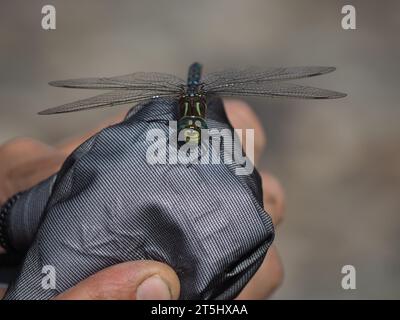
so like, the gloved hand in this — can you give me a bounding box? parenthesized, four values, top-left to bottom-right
(1, 98, 282, 300)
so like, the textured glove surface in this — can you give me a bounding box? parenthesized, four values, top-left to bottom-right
(4, 98, 274, 300)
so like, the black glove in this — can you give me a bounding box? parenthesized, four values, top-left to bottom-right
(3, 97, 274, 300)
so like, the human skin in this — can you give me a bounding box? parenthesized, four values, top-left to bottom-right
(0, 99, 284, 300)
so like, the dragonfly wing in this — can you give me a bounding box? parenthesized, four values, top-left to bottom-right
(49, 77, 129, 90)
(39, 90, 179, 115)
(207, 82, 346, 99)
(203, 66, 336, 90)
(110, 72, 185, 88)
(49, 72, 185, 91)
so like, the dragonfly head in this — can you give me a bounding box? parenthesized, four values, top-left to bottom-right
(178, 93, 207, 144)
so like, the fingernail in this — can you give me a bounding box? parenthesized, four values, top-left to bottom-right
(136, 275, 172, 300)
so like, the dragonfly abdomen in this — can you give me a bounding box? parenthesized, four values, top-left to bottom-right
(187, 62, 203, 88)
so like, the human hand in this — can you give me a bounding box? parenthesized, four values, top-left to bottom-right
(0, 100, 284, 299)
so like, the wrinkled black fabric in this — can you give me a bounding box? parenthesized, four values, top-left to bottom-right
(4, 98, 274, 300)
(6, 176, 56, 253)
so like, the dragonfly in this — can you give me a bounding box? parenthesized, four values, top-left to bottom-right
(40, 62, 346, 142)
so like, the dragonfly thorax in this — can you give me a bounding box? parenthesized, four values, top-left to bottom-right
(178, 93, 208, 144)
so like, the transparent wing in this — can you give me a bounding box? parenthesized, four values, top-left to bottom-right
(207, 82, 346, 99)
(39, 90, 180, 115)
(202, 66, 336, 91)
(49, 72, 185, 91)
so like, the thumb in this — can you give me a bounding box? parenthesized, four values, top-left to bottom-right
(55, 260, 180, 300)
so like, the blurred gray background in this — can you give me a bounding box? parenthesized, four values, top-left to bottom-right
(1, 0, 399, 298)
